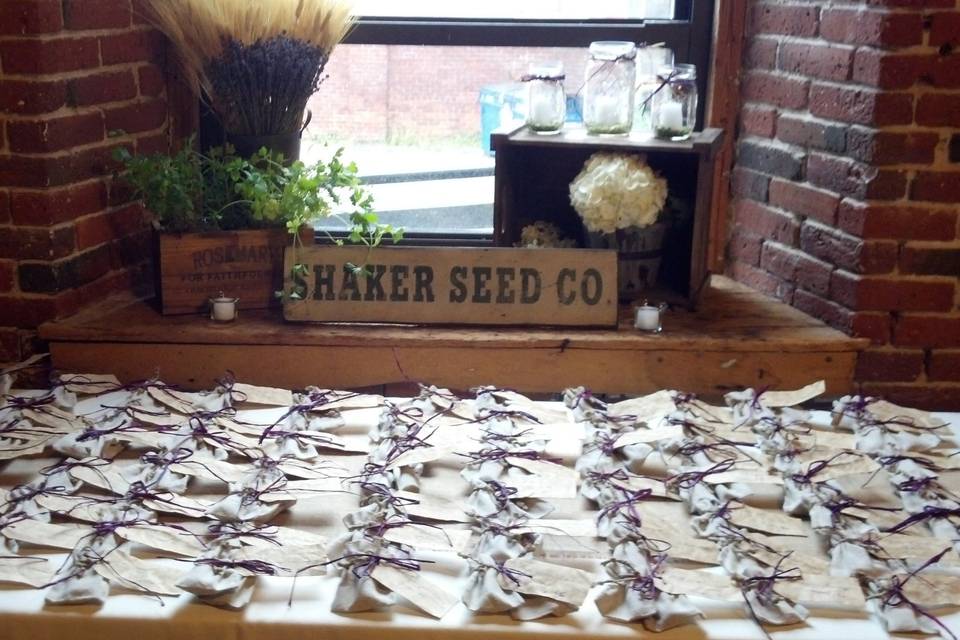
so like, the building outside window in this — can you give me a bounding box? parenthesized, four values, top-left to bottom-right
(306, 0, 711, 242)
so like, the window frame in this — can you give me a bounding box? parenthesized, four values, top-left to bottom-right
(318, 2, 715, 246)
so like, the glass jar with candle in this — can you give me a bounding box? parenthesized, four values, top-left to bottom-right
(583, 41, 636, 136)
(652, 63, 698, 141)
(633, 46, 674, 135)
(523, 62, 566, 134)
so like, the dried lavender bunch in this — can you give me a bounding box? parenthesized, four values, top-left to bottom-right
(208, 35, 329, 137)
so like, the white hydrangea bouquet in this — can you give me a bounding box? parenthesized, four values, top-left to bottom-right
(569, 152, 668, 234)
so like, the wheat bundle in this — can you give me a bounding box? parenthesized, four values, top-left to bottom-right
(140, 0, 353, 136)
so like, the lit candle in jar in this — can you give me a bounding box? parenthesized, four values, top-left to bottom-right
(209, 292, 239, 322)
(658, 100, 684, 130)
(593, 95, 620, 127)
(529, 94, 556, 127)
(634, 303, 664, 332)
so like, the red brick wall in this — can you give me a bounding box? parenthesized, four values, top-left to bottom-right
(0, 0, 176, 363)
(308, 45, 591, 143)
(728, 0, 960, 409)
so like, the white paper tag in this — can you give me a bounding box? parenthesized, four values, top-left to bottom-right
(169, 459, 254, 484)
(729, 505, 809, 537)
(703, 468, 785, 486)
(538, 534, 606, 561)
(506, 457, 578, 499)
(231, 383, 293, 407)
(876, 535, 959, 565)
(2, 520, 89, 550)
(609, 390, 677, 425)
(516, 519, 598, 538)
(59, 373, 121, 395)
(70, 464, 131, 495)
(659, 568, 740, 601)
(776, 573, 865, 608)
(868, 400, 947, 430)
(117, 523, 205, 557)
(383, 524, 472, 553)
(23, 406, 82, 431)
(0, 557, 53, 587)
(902, 574, 960, 607)
(394, 490, 472, 523)
(760, 381, 826, 407)
(614, 424, 685, 447)
(370, 564, 460, 619)
(93, 549, 183, 595)
(501, 557, 593, 606)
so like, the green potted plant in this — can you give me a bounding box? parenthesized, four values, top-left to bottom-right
(116, 140, 399, 314)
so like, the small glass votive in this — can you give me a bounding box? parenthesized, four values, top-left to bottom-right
(209, 292, 239, 322)
(634, 302, 667, 332)
(652, 63, 698, 141)
(523, 62, 566, 134)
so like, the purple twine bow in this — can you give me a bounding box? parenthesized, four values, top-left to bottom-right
(666, 459, 737, 490)
(597, 485, 653, 525)
(880, 548, 958, 640)
(884, 505, 960, 534)
(208, 522, 280, 545)
(215, 371, 248, 406)
(492, 559, 531, 586)
(196, 557, 281, 575)
(740, 553, 801, 603)
(789, 452, 857, 486)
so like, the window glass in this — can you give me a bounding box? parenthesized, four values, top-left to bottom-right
(353, 1, 675, 20)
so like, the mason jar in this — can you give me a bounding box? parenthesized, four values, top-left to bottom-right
(633, 46, 674, 135)
(523, 62, 566, 134)
(652, 63, 698, 141)
(583, 41, 636, 136)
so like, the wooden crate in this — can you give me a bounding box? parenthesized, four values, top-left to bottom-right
(156, 229, 292, 315)
(491, 126, 724, 308)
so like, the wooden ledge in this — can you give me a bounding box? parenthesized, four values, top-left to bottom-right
(40, 276, 866, 398)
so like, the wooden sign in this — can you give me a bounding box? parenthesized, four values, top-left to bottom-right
(282, 245, 618, 326)
(157, 229, 290, 315)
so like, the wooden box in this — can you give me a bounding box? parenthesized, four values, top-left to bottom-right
(491, 126, 723, 307)
(156, 229, 291, 315)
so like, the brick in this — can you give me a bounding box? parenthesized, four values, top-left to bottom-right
(741, 104, 776, 138)
(916, 94, 960, 127)
(0, 260, 14, 292)
(0, 292, 80, 329)
(137, 65, 165, 97)
(911, 171, 960, 204)
(760, 242, 832, 296)
(99, 29, 164, 65)
(732, 199, 800, 246)
(134, 132, 168, 155)
(929, 351, 960, 382)
(76, 203, 146, 250)
(728, 261, 795, 303)
(839, 200, 958, 241)
(744, 38, 778, 70)
(779, 42, 853, 82)
(951, 134, 960, 164)
(800, 220, 897, 274)
(68, 70, 138, 107)
(18, 245, 112, 293)
(731, 167, 770, 202)
(831, 271, 955, 312)
(895, 314, 960, 348)
(104, 100, 168, 135)
(929, 12, 960, 47)
(806, 154, 907, 201)
(775, 115, 846, 153)
(6, 112, 104, 153)
(0, 37, 99, 74)
(852, 49, 931, 90)
(769, 179, 839, 225)
(742, 71, 809, 110)
(846, 128, 939, 165)
(809, 84, 912, 126)
(0, 79, 68, 115)
(855, 349, 924, 382)
(109, 227, 151, 268)
(750, 3, 818, 37)
(857, 383, 960, 412)
(728, 226, 763, 267)
(0, 190, 9, 224)
(793, 289, 852, 333)
(899, 246, 960, 276)
(63, 0, 131, 30)
(10, 181, 106, 226)
(820, 8, 923, 47)
(928, 54, 960, 89)
(0, 0, 63, 35)
(0, 329, 20, 362)
(852, 311, 891, 344)
(0, 225, 75, 260)
(737, 140, 803, 180)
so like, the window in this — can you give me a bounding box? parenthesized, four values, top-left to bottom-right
(305, 1, 713, 241)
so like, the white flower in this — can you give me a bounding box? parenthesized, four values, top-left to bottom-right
(569, 152, 668, 233)
(519, 221, 576, 248)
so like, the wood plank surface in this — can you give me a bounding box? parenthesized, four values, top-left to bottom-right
(41, 276, 866, 354)
(49, 342, 858, 399)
